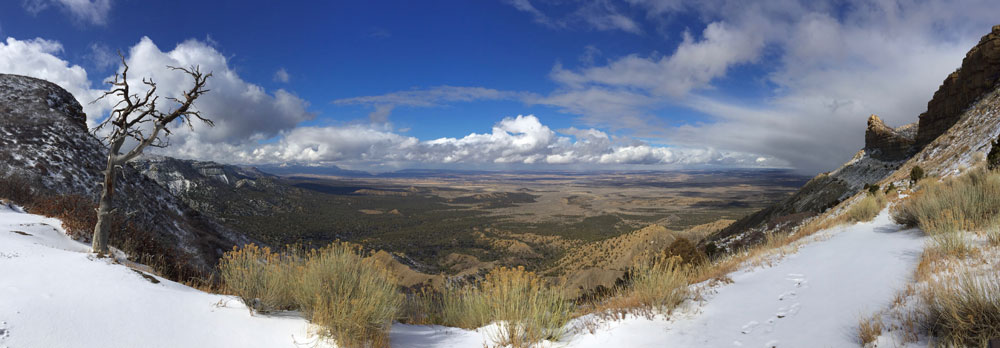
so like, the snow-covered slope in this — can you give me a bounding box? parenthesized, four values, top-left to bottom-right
(0, 204, 326, 348)
(567, 210, 924, 348)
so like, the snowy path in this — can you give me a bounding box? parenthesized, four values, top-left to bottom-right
(565, 210, 925, 348)
(0, 206, 328, 348)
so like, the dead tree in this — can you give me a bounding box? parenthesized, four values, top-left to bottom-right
(90, 54, 213, 256)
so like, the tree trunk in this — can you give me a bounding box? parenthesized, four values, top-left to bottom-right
(92, 140, 121, 256)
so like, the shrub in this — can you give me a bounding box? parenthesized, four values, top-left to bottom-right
(929, 231, 970, 257)
(625, 254, 690, 312)
(865, 183, 881, 196)
(0, 174, 35, 204)
(883, 182, 896, 194)
(858, 315, 883, 345)
(910, 165, 925, 184)
(426, 267, 572, 347)
(220, 242, 401, 347)
(925, 272, 1000, 347)
(664, 237, 708, 266)
(478, 267, 573, 346)
(703, 242, 719, 258)
(847, 192, 886, 223)
(218, 244, 296, 313)
(988, 134, 1000, 171)
(987, 225, 1000, 246)
(294, 243, 402, 348)
(27, 194, 97, 239)
(892, 168, 1000, 234)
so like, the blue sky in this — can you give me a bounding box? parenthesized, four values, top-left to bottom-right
(1, 0, 998, 173)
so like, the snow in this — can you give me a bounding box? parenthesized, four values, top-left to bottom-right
(563, 210, 925, 348)
(0, 205, 331, 348)
(1, 203, 926, 348)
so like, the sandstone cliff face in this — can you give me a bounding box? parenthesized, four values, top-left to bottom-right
(865, 114, 916, 161)
(917, 25, 1000, 147)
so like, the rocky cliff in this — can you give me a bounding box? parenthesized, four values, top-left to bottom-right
(865, 115, 916, 161)
(0, 74, 248, 273)
(131, 155, 298, 221)
(916, 25, 1000, 147)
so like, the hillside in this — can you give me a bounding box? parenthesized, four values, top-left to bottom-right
(0, 204, 331, 348)
(0, 74, 248, 275)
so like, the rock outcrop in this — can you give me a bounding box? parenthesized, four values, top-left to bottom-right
(865, 114, 916, 161)
(916, 25, 1000, 147)
(0, 74, 249, 274)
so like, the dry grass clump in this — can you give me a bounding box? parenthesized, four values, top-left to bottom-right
(428, 267, 573, 347)
(400, 267, 572, 347)
(857, 314, 883, 345)
(929, 231, 972, 257)
(217, 244, 296, 313)
(624, 254, 690, 312)
(296, 243, 402, 348)
(892, 168, 1000, 234)
(924, 272, 1000, 347)
(664, 237, 707, 266)
(987, 225, 1000, 246)
(220, 243, 401, 348)
(846, 192, 886, 223)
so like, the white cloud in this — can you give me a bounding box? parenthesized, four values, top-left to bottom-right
(216, 115, 778, 169)
(23, 0, 112, 26)
(273, 68, 290, 83)
(116, 37, 314, 146)
(538, 0, 1000, 173)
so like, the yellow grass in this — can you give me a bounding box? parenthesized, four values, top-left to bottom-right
(858, 314, 883, 345)
(924, 272, 1000, 347)
(621, 254, 690, 313)
(219, 243, 402, 348)
(218, 244, 296, 313)
(405, 266, 573, 347)
(846, 192, 886, 223)
(892, 168, 1000, 234)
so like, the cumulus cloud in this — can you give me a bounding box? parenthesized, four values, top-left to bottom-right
(223, 114, 777, 169)
(22, 0, 112, 26)
(273, 68, 290, 83)
(538, 0, 1000, 173)
(115, 37, 314, 147)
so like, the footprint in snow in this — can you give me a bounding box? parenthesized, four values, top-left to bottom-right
(776, 302, 802, 319)
(763, 339, 779, 347)
(741, 321, 759, 334)
(777, 291, 796, 301)
(785, 274, 808, 288)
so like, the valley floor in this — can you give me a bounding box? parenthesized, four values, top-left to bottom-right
(0, 206, 924, 348)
